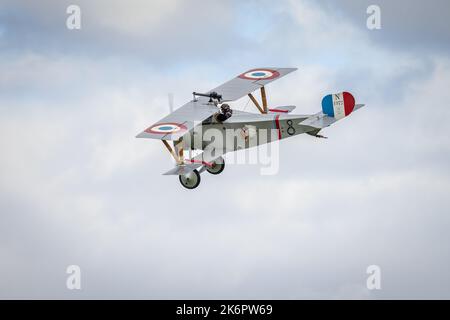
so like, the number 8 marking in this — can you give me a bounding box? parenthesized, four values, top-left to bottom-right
(287, 120, 295, 135)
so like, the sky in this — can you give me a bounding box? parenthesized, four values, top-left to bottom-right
(1, 0, 450, 299)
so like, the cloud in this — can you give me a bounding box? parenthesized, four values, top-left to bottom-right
(1, 0, 450, 299)
(317, 0, 450, 54)
(0, 0, 246, 66)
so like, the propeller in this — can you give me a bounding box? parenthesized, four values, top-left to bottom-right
(168, 92, 174, 113)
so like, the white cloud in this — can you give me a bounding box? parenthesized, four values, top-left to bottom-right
(1, 0, 450, 299)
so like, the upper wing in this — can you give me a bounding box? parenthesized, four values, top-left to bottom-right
(136, 98, 216, 141)
(136, 67, 297, 141)
(209, 67, 297, 102)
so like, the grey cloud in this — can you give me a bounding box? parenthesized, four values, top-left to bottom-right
(0, 0, 253, 66)
(318, 0, 450, 54)
(1, 0, 450, 299)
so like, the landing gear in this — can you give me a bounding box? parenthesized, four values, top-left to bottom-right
(206, 156, 225, 175)
(178, 157, 225, 189)
(179, 169, 201, 189)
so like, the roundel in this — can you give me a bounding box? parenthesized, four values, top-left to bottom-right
(239, 69, 280, 80)
(145, 122, 187, 134)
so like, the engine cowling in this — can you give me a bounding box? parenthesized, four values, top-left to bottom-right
(321, 92, 355, 120)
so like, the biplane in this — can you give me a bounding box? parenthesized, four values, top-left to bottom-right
(137, 68, 364, 189)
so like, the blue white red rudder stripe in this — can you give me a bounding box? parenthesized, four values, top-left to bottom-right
(321, 92, 355, 120)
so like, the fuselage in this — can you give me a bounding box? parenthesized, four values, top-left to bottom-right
(181, 111, 312, 153)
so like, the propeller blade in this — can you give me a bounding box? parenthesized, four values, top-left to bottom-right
(168, 93, 174, 113)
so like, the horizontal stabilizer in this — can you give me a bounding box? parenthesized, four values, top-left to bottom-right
(300, 104, 365, 129)
(268, 105, 296, 114)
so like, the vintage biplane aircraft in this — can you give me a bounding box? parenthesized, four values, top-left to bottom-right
(137, 68, 364, 189)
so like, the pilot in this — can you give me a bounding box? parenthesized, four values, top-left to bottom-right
(216, 103, 233, 122)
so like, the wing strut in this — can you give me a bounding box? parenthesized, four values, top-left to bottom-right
(162, 140, 184, 165)
(261, 86, 268, 113)
(248, 93, 264, 114)
(248, 86, 269, 114)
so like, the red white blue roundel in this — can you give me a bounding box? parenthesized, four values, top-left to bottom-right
(145, 122, 187, 134)
(239, 68, 280, 80)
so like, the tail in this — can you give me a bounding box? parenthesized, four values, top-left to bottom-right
(300, 92, 365, 131)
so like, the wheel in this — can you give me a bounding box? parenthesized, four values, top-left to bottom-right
(206, 157, 225, 175)
(179, 169, 201, 189)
